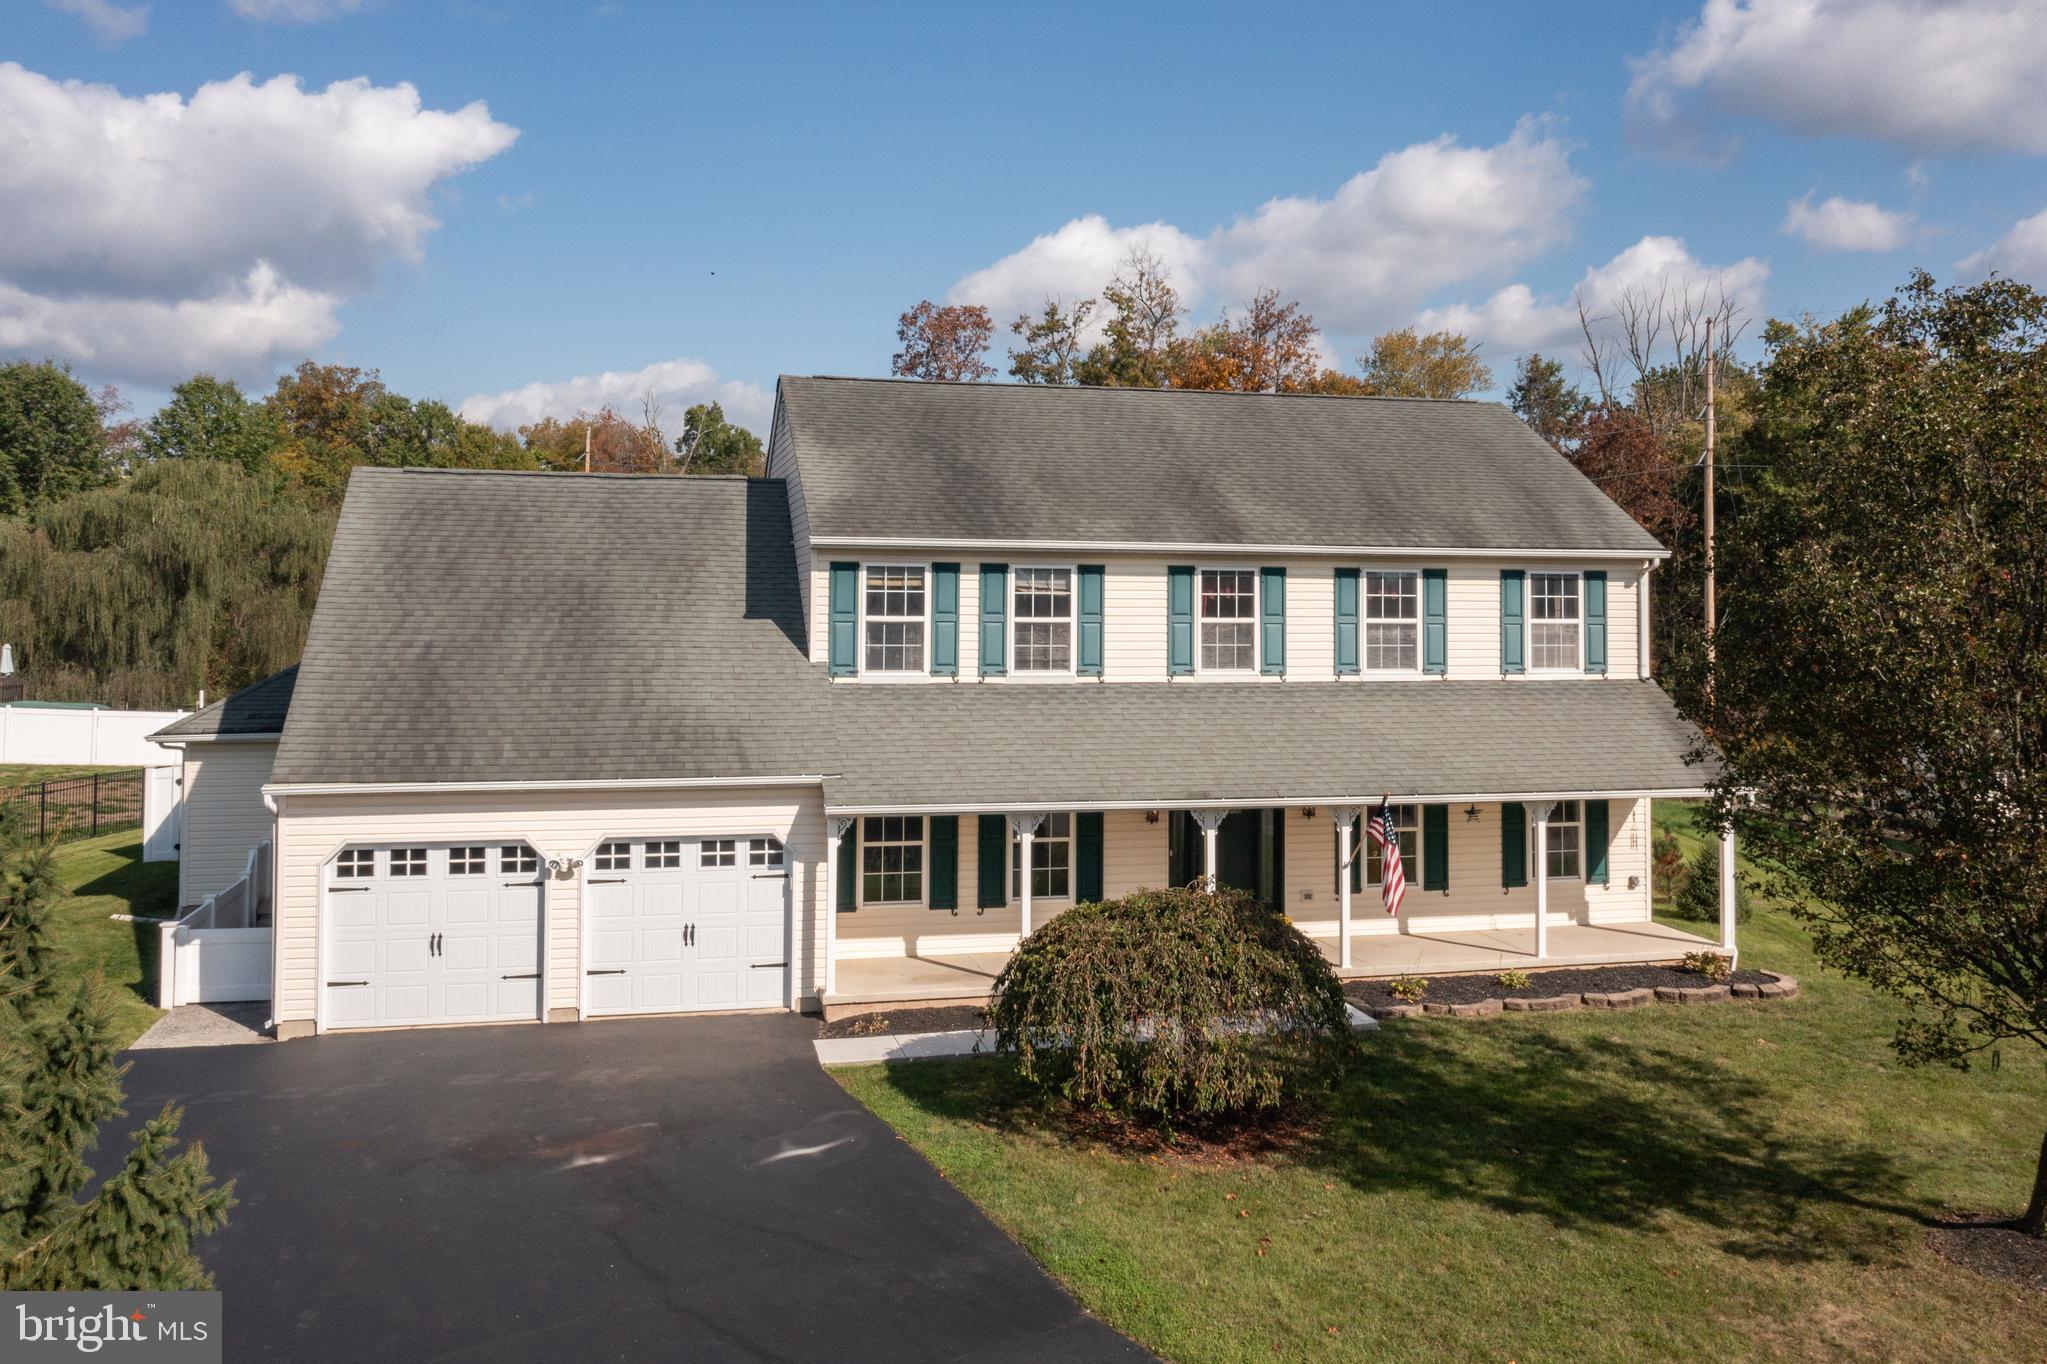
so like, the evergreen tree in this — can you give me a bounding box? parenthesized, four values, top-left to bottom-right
(0, 821, 232, 1288)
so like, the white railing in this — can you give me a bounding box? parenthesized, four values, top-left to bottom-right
(156, 839, 272, 1008)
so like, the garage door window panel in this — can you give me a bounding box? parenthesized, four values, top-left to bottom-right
(749, 837, 784, 867)
(594, 841, 631, 872)
(390, 847, 427, 877)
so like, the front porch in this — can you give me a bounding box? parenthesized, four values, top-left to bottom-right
(822, 916, 1722, 1017)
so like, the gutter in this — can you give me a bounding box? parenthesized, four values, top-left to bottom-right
(809, 536, 1671, 561)
(822, 787, 1714, 817)
(263, 774, 831, 798)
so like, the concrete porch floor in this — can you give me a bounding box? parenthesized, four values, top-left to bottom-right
(823, 919, 1720, 1016)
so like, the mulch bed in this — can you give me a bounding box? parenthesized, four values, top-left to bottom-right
(1344, 962, 1774, 1011)
(817, 1004, 989, 1039)
(1926, 1214, 2047, 1294)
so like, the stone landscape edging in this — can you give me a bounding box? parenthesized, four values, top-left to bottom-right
(1365, 972, 1800, 1022)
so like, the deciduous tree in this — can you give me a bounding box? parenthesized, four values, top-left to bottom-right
(1171, 289, 1324, 393)
(0, 361, 114, 514)
(1355, 328, 1494, 398)
(1508, 353, 1588, 449)
(1008, 299, 1097, 386)
(891, 301, 996, 382)
(1073, 249, 1185, 388)
(139, 375, 280, 473)
(674, 402, 765, 476)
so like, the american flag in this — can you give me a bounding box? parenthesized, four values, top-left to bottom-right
(1368, 798, 1407, 916)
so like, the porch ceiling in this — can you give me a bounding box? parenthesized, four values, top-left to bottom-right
(822, 679, 1712, 811)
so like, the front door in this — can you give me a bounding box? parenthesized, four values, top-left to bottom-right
(1170, 810, 1286, 911)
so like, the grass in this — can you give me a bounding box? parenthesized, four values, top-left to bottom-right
(42, 831, 172, 1048)
(0, 763, 140, 785)
(834, 802, 2047, 1363)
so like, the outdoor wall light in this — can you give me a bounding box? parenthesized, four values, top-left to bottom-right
(1464, 805, 1482, 822)
(1144, 810, 1161, 824)
(1301, 807, 1316, 819)
(1628, 875, 1641, 890)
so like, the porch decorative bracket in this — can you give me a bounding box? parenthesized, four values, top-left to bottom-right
(827, 816, 855, 841)
(1190, 808, 1234, 833)
(1327, 804, 1361, 826)
(1006, 812, 1046, 838)
(1522, 800, 1557, 823)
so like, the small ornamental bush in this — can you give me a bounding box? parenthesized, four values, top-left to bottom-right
(989, 884, 1355, 1121)
(1388, 976, 1429, 1003)
(1495, 969, 1532, 990)
(1676, 840, 1753, 924)
(1682, 950, 1733, 982)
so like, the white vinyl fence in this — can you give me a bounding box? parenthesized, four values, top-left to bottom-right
(158, 839, 271, 1008)
(0, 706, 188, 767)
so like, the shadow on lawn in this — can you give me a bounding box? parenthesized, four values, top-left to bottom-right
(71, 838, 174, 1008)
(879, 1024, 1925, 1269)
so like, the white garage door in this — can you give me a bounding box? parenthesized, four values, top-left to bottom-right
(583, 835, 790, 1015)
(324, 843, 545, 1029)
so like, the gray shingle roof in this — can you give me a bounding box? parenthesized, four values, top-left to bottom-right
(269, 469, 824, 787)
(778, 376, 1664, 554)
(821, 680, 1710, 810)
(153, 665, 296, 740)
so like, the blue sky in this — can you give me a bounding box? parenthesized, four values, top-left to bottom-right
(8, 0, 2047, 431)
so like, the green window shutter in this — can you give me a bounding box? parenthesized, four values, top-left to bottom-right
(1259, 567, 1286, 675)
(930, 563, 960, 677)
(1500, 801, 1527, 887)
(1422, 568, 1448, 675)
(1422, 804, 1449, 891)
(1499, 569, 1525, 675)
(1075, 811, 1104, 902)
(1077, 565, 1105, 677)
(928, 815, 958, 909)
(979, 564, 1007, 677)
(837, 822, 857, 910)
(828, 562, 858, 677)
(1583, 570, 1607, 674)
(1333, 568, 1360, 676)
(977, 815, 1007, 908)
(1167, 565, 1195, 676)
(1585, 799, 1610, 886)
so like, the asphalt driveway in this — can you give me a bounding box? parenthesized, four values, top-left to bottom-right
(119, 1014, 1148, 1362)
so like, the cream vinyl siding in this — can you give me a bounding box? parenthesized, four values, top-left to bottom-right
(178, 742, 278, 909)
(836, 809, 1170, 957)
(813, 552, 1642, 681)
(272, 784, 825, 1028)
(1280, 799, 1653, 934)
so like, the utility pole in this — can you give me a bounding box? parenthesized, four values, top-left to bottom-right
(582, 424, 591, 474)
(1703, 314, 1717, 707)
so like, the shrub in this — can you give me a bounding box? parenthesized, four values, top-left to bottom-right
(1681, 950, 1733, 982)
(1495, 969, 1532, 990)
(1675, 839, 1752, 924)
(1652, 828, 1688, 906)
(988, 884, 1355, 1121)
(1388, 975, 1429, 1003)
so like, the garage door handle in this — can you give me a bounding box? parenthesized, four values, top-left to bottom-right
(752, 873, 787, 880)
(750, 962, 787, 969)
(329, 886, 370, 893)
(586, 969, 626, 976)
(588, 877, 626, 885)
(327, 980, 368, 987)
(501, 972, 539, 980)
(503, 880, 542, 887)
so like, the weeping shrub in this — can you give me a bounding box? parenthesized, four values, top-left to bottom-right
(988, 884, 1356, 1121)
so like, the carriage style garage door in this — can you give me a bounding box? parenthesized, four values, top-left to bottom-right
(324, 843, 545, 1029)
(583, 835, 790, 1015)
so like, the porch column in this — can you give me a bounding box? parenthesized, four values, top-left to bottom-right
(1191, 808, 1232, 890)
(1009, 813, 1045, 937)
(1638, 564, 1653, 680)
(1330, 805, 1360, 970)
(1525, 800, 1555, 960)
(1719, 821, 1738, 962)
(824, 816, 853, 999)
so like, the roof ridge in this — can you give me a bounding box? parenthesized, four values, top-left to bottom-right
(354, 467, 774, 483)
(782, 374, 1496, 405)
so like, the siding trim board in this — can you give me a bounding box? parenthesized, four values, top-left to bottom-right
(811, 536, 1670, 561)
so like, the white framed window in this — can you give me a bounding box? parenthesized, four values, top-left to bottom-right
(500, 845, 539, 876)
(645, 840, 682, 869)
(1538, 801, 1582, 880)
(594, 841, 631, 872)
(1529, 571, 1582, 671)
(863, 564, 927, 673)
(336, 848, 376, 879)
(699, 839, 737, 868)
(448, 846, 486, 875)
(1364, 570, 1420, 672)
(1366, 805, 1420, 887)
(1200, 568, 1257, 671)
(860, 816, 924, 905)
(1012, 567, 1074, 673)
(389, 847, 427, 877)
(1010, 813, 1072, 899)
(748, 836, 784, 867)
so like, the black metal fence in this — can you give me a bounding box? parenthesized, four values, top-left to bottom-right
(1, 772, 144, 843)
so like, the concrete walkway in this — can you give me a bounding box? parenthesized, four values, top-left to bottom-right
(129, 1001, 273, 1049)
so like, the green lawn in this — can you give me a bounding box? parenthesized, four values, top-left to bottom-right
(0, 763, 140, 784)
(835, 803, 2047, 1363)
(44, 831, 172, 1048)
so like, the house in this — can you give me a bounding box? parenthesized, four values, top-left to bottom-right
(156, 376, 1731, 1038)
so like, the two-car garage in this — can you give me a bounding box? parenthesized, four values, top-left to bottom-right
(319, 833, 793, 1031)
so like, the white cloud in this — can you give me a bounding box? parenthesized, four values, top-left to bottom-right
(0, 63, 516, 388)
(228, 0, 370, 20)
(949, 118, 1585, 341)
(1781, 194, 1917, 252)
(1958, 206, 2047, 282)
(44, 0, 147, 44)
(1418, 235, 1770, 354)
(1628, 0, 2047, 160)
(458, 359, 773, 435)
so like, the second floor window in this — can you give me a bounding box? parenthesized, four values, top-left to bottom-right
(1364, 570, 1419, 671)
(1012, 567, 1073, 672)
(1530, 572, 1581, 670)
(1200, 569, 1257, 670)
(864, 565, 926, 672)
